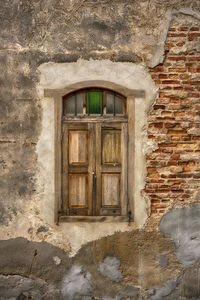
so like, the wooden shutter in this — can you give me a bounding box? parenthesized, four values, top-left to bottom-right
(62, 123, 95, 216)
(95, 123, 128, 216)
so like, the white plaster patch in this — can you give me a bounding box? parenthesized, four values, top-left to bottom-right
(53, 256, 61, 265)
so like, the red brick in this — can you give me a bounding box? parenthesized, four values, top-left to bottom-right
(161, 111, 174, 117)
(171, 154, 180, 159)
(153, 105, 166, 110)
(190, 27, 199, 31)
(169, 99, 180, 104)
(178, 27, 188, 31)
(168, 68, 186, 72)
(169, 74, 179, 79)
(183, 81, 200, 85)
(167, 179, 183, 184)
(174, 112, 185, 117)
(180, 74, 190, 79)
(166, 42, 175, 48)
(168, 130, 187, 135)
(159, 74, 168, 79)
(156, 189, 169, 193)
(171, 189, 184, 193)
(148, 173, 160, 179)
(188, 92, 199, 98)
(168, 57, 186, 61)
(154, 80, 162, 85)
(159, 143, 177, 147)
(181, 194, 190, 198)
(169, 27, 176, 32)
(153, 66, 164, 72)
(188, 33, 200, 37)
(162, 80, 180, 84)
(147, 167, 157, 172)
(165, 123, 176, 128)
(173, 86, 184, 90)
(188, 57, 200, 61)
(168, 161, 178, 166)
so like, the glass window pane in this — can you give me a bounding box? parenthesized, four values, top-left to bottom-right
(66, 95, 75, 114)
(86, 91, 103, 114)
(76, 93, 83, 114)
(115, 96, 123, 114)
(106, 93, 114, 114)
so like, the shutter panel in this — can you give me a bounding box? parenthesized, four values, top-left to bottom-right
(62, 123, 94, 216)
(96, 123, 128, 216)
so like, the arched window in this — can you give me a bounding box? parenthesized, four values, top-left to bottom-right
(63, 88, 125, 116)
(61, 88, 129, 221)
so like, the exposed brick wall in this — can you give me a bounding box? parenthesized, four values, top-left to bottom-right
(146, 16, 200, 215)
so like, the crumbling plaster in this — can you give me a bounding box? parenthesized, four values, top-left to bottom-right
(36, 59, 157, 255)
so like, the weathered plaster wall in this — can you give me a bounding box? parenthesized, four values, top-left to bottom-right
(0, 0, 200, 299)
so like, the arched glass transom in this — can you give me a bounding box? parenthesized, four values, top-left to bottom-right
(63, 88, 126, 116)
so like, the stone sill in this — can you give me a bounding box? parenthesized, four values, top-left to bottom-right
(59, 215, 133, 223)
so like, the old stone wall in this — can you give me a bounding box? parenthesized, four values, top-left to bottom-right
(0, 0, 200, 299)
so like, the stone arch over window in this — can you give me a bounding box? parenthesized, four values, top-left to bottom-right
(37, 61, 157, 231)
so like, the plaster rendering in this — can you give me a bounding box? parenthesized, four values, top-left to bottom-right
(0, 0, 200, 298)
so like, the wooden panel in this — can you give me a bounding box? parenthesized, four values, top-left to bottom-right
(102, 129, 121, 165)
(69, 130, 88, 165)
(95, 123, 102, 215)
(100, 208, 121, 216)
(102, 174, 120, 207)
(121, 123, 128, 215)
(62, 124, 69, 213)
(69, 174, 88, 207)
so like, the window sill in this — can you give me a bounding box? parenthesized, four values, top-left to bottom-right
(59, 215, 133, 223)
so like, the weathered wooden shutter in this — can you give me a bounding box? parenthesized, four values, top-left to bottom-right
(95, 123, 128, 216)
(62, 123, 95, 216)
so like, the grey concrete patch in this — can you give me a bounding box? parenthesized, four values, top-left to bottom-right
(0, 274, 60, 300)
(61, 265, 93, 300)
(149, 278, 179, 300)
(0, 237, 70, 284)
(98, 256, 122, 282)
(101, 286, 139, 300)
(119, 285, 139, 299)
(158, 255, 169, 268)
(160, 204, 200, 267)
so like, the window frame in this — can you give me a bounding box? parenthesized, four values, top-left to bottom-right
(44, 81, 140, 223)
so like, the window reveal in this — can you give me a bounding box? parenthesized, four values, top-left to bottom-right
(62, 88, 128, 219)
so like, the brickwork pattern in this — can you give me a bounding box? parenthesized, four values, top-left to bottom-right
(146, 17, 200, 214)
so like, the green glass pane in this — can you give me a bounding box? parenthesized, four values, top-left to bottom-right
(86, 91, 103, 114)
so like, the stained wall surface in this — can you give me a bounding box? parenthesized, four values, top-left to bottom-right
(0, 0, 200, 299)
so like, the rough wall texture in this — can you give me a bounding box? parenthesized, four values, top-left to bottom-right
(0, 0, 200, 299)
(147, 14, 200, 216)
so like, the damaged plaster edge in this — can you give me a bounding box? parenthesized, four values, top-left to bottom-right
(172, 8, 200, 20)
(149, 8, 200, 68)
(36, 59, 157, 254)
